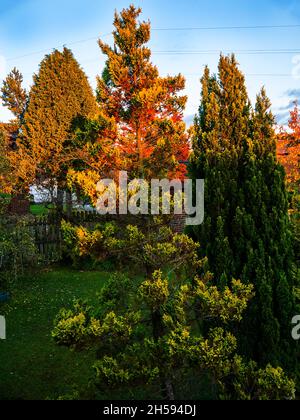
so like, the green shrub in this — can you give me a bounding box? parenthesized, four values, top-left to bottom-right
(0, 216, 39, 290)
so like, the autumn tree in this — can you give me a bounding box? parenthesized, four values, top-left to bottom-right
(289, 101, 300, 142)
(69, 5, 189, 198)
(98, 5, 189, 179)
(189, 55, 297, 371)
(12, 48, 98, 211)
(276, 102, 300, 279)
(1, 69, 28, 193)
(277, 101, 300, 186)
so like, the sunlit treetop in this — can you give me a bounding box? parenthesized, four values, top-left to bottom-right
(95, 4, 189, 180)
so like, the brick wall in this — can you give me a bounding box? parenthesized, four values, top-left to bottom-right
(170, 214, 186, 233)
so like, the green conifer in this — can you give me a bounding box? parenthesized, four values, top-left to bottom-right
(189, 55, 297, 370)
(19, 48, 98, 208)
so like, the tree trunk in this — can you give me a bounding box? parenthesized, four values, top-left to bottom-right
(136, 124, 144, 177)
(152, 310, 164, 341)
(151, 309, 175, 400)
(165, 378, 175, 401)
(66, 190, 73, 219)
(56, 188, 64, 215)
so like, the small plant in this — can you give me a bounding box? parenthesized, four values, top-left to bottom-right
(0, 216, 39, 291)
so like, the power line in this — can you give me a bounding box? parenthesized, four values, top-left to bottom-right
(68, 50, 300, 68)
(152, 24, 300, 31)
(153, 49, 300, 55)
(182, 73, 293, 78)
(246, 74, 292, 76)
(5, 23, 300, 62)
(9, 47, 300, 65)
(6, 32, 112, 62)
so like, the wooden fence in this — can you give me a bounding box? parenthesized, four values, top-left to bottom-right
(3, 210, 186, 264)
(29, 218, 63, 263)
(31, 210, 108, 262)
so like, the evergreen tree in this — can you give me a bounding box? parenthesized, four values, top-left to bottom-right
(1, 67, 28, 122)
(0, 128, 11, 193)
(189, 55, 297, 370)
(13, 48, 98, 207)
(69, 4, 189, 197)
(98, 5, 189, 179)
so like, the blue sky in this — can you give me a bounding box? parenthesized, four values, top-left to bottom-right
(0, 0, 300, 124)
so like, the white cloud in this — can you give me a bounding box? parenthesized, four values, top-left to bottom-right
(0, 104, 13, 122)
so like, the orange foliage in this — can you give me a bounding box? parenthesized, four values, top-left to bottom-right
(94, 6, 190, 181)
(277, 102, 300, 185)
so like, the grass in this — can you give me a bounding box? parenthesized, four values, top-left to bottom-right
(30, 204, 53, 216)
(0, 266, 209, 401)
(0, 267, 110, 400)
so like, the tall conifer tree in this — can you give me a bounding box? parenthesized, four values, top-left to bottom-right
(99, 5, 189, 179)
(12, 48, 98, 206)
(189, 55, 297, 369)
(92, 5, 189, 181)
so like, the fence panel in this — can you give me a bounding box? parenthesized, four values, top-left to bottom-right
(28, 211, 104, 262)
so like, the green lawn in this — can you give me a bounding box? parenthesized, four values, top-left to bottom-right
(0, 267, 209, 401)
(0, 268, 109, 400)
(30, 204, 53, 216)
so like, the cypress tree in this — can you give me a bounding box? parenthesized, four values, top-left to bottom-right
(1, 67, 28, 122)
(189, 55, 297, 369)
(17, 48, 98, 209)
(67, 5, 190, 205)
(96, 5, 189, 180)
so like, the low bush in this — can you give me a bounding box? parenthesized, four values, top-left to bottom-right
(0, 216, 39, 291)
